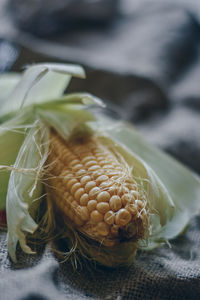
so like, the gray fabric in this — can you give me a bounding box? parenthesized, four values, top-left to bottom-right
(0, 217, 200, 299)
(0, 0, 200, 299)
(7, 0, 119, 36)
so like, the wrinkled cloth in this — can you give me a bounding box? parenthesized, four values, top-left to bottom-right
(0, 1, 200, 300)
(7, 0, 119, 36)
(0, 216, 200, 300)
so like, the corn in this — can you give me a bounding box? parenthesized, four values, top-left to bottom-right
(46, 130, 148, 246)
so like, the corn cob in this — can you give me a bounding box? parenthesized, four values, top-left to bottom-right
(46, 130, 148, 248)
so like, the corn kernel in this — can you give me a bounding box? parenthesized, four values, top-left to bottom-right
(91, 210, 104, 223)
(104, 211, 115, 225)
(109, 195, 122, 212)
(97, 191, 110, 202)
(115, 208, 132, 226)
(87, 200, 97, 212)
(80, 193, 89, 206)
(97, 202, 110, 214)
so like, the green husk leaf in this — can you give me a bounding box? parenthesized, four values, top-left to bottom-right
(36, 93, 105, 108)
(0, 73, 21, 105)
(6, 120, 50, 262)
(0, 63, 85, 120)
(35, 93, 103, 140)
(36, 105, 95, 141)
(0, 110, 34, 209)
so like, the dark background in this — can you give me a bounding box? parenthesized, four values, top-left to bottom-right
(0, 1, 200, 299)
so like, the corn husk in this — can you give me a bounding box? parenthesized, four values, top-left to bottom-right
(0, 63, 199, 266)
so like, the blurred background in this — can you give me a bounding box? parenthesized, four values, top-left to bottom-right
(0, 0, 200, 172)
(0, 1, 200, 300)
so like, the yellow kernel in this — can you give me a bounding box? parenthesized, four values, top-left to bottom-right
(96, 202, 110, 214)
(109, 195, 122, 212)
(78, 206, 90, 221)
(72, 164, 84, 171)
(98, 160, 107, 166)
(97, 191, 110, 202)
(89, 186, 100, 199)
(108, 185, 118, 196)
(88, 165, 101, 172)
(103, 164, 115, 170)
(96, 155, 105, 161)
(80, 175, 91, 186)
(71, 182, 81, 194)
(76, 169, 87, 177)
(85, 181, 96, 193)
(87, 200, 97, 212)
(126, 204, 138, 216)
(92, 170, 104, 179)
(82, 156, 96, 164)
(96, 175, 109, 184)
(85, 160, 97, 168)
(104, 211, 115, 225)
(69, 159, 79, 167)
(115, 208, 132, 226)
(96, 222, 110, 236)
(100, 181, 112, 190)
(91, 210, 104, 223)
(121, 194, 132, 206)
(117, 186, 129, 196)
(80, 193, 89, 206)
(107, 171, 119, 177)
(135, 200, 144, 210)
(74, 188, 85, 201)
(67, 178, 78, 189)
(61, 170, 73, 178)
(62, 173, 73, 183)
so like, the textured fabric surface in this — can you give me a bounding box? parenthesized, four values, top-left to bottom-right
(0, 1, 200, 299)
(0, 217, 200, 300)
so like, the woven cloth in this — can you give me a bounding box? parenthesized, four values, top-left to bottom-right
(0, 1, 200, 299)
(0, 217, 200, 300)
